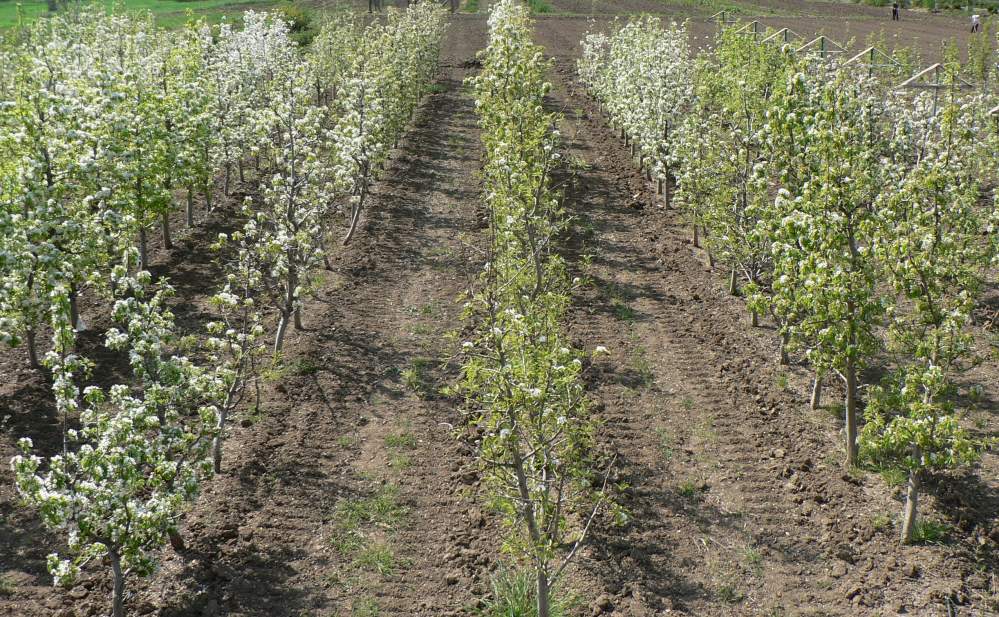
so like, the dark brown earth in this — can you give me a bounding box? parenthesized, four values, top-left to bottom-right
(2, 2, 997, 617)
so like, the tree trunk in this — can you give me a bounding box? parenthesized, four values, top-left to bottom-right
(212, 406, 228, 473)
(186, 187, 195, 227)
(204, 184, 213, 212)
(343, 202, 364, 246)
(692, 225, 699, 248)
(274, 313, 290, 355)
(139, 227, 149, 271)
(810, 373, 822, 410)
(536, 569, 551, 617)
(900, 460, 920, 544)
(109, 550, 126, 617)
(224, 165, 231, 197)
(728, 267, 738, 296)
(844, 360, 859, 467)
(25, 328, 40, 370)
(238, 159, 245, 183)
(657, 178, 663, 195)
(750, 310, 758, 327)
(294, 306, 304, 330)
(69, 286, 81, 331)
(161, 213, 172, 250)
(779, 332, 790, 365)
(274, 271, 296, 354)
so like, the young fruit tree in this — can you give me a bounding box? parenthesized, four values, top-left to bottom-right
(764, 69, 889, 468)
(461, 3, 614, 616)
(11, 266, 222, 617)
(237, 59, 332, 353)
(862, 77, 996, 543)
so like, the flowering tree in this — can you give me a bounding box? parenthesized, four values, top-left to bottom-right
(578, 18, 691, 189)
(12, 264, 221, 617)
(235, 57, 332, 353)
(461, 4, 612, 616)
(862, 73, 996, 542)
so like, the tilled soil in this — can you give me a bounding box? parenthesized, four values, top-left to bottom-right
(1, 4, 997, 617)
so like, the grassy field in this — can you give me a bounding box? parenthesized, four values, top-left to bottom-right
(0, 0, 281, 29)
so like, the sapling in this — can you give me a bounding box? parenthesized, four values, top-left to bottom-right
(462, 4, 614, 615)
(12, 266, 220, 617)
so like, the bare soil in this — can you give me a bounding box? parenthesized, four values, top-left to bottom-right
(1, 3, 997, 617)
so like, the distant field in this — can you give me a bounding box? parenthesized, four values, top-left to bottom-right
(0, 0, 280, 29)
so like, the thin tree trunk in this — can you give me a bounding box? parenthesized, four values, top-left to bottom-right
(750, 310, 758, 327)
(779, 332, 790, 365)
(274, 271, 297, 353)
(224, 165, 231, 197)
(692, 225, 699, 248)
(728, 267, 738, 296)
(900, 458, 920, 544)
(25, 328, 40, 369)
(844, 360, 859, 467)
(294, 306, 304, 330)
(537, 569, 551, 617)
(186, 187, 194, 227)
(343, 201, 364, 245)
(204, 184, 213, 212)
(69, 286, 80, 331)
(810, 373, 822, 410)
(657, 178, 663, 195)
(109, 550, 125, 617)
(238, 159, 245, 183)
(212, 406, 228, 473)
(161, 213, 172, 250)
(139, 227, 149, 271)
(274, 313, 290, 355)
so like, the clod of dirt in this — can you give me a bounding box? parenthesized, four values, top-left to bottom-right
(591, 593, 614, 615)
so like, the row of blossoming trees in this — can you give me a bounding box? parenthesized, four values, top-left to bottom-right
(579, 20, 999, 544)
(2, 5, 447, 616)
(455, 2, 612, 615)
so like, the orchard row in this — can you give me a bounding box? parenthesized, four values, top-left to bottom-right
(454, 2, 613, 615)
(580, 18, 999, 544)
(5, 6, 447, 617)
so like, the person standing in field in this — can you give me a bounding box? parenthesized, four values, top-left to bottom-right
(971, 14, 981, 33)
(892, 2, 900, 21)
